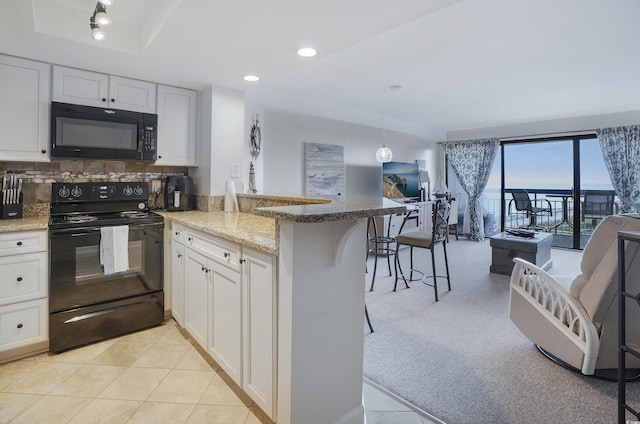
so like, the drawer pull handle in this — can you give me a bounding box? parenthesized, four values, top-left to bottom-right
(16, 241, 23, 246)
(177, 253, 182, 258)
(188, 237, 193, 242)
(239, 259, 246, 264)
(175, 231, 180, 236)
(224, 252, 230, 258)
(201, 266, 206, 271)
(17, 323, 23, 329)
(17, 277, 22, 282)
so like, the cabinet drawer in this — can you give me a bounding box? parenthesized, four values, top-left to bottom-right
(0, 231, 47, 256)
(186, 230, 241, 272)
(172, 222, 186, 243)
(0, 299, 48, 349)
(0, 253, 47, 305)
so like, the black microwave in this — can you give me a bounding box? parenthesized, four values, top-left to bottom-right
(51, 102, 157, 162)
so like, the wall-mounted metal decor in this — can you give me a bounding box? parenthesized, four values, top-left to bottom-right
(248, 114, 261, 193)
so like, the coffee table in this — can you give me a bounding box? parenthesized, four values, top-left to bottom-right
(489, 231, 553, 275)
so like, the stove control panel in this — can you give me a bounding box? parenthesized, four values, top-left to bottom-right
(52, 182, 149, 203)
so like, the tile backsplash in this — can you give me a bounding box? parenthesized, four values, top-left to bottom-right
(0, 160, 188, 217)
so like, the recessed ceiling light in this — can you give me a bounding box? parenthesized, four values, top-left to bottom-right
(297, 47, 317, 58)
(243, 75, 260, 82)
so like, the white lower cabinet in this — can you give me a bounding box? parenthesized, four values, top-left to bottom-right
(0, 230, 49, 363)
(242, 247, 276, 419)
(166, 222, 276, 420)
(184, 248, 209, 348)
(170, 236, 186, 327)
(0, 299, 48, 350)
(207, 258, 242, 385)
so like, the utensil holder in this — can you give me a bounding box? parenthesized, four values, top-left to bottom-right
(1, 194, 23, 219)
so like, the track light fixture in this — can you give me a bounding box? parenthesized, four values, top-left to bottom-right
(89, 2, 112, 41)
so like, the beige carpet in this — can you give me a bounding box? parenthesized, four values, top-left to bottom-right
(363, 239, 640, 424)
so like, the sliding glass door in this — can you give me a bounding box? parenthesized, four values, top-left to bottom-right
(500, 135, 613, 249)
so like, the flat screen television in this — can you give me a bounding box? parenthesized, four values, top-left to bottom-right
(382, 161, 421, 200)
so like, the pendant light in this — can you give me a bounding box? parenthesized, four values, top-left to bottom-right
(375, 85, 400, 163)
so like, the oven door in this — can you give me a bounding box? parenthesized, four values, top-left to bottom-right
(49, 222, 163, 314)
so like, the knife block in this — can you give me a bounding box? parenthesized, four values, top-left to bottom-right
(1, 193, 23, 219)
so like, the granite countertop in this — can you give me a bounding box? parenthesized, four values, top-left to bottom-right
(158, 197, 406, 254)
(254, 196, 407, 223)
(156, 210, 277, 255)
(0, 216, 49, 232)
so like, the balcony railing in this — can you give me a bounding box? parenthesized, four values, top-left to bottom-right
(478, 188, 618, 238)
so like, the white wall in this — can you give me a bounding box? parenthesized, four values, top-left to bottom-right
(192, 85, 246, 195)
(262, 109, 437, 197)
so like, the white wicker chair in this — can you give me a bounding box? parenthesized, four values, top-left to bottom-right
(509, 214, 640, 378)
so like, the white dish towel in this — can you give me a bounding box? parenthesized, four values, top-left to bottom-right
(100, 225, 129, 275)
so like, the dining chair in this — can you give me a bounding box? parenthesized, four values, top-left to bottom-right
(393, 199, 451, 301)
(507, 188, 553, 231)
(582, 190, 616, 233)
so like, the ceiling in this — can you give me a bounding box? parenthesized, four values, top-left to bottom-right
(2, 0, 640, 138)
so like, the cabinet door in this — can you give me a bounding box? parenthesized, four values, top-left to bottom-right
(242, 248, 276, 419)
(0, 55, 50, 162)
(208, 261, 242, 386)
(0, 253, 47, 306)
(184, 249, 209, 348)
(0, 298, 48, 352)
(109, 76, 156, 113)
(52, 66, 109, 108)
(171, 242, 185, 326)
(52, 66, 156, 113)
(156, 85, 196, 166)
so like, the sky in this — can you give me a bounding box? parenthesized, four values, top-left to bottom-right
(486, 137, 613, 191)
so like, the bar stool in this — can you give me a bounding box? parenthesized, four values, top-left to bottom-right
(366, 216, 397, 291)
(394, 200, 451, 301)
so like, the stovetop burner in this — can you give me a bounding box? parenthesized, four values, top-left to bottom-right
(64, 214, 99, 224)
(49, 210, 163, 230)
(49, 182, 163, 231)
(119, 210, 150, 219)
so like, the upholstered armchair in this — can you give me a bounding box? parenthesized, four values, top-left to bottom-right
(509, 214, 640, 378)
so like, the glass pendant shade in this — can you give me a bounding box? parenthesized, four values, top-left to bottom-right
(375, 144, 393, 163)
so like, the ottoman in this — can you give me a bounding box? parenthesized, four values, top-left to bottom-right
(489, 231, 553, 275)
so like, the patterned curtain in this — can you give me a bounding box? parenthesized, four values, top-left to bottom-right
(596, 126, 640, 213)
(439, 138, 499, 241)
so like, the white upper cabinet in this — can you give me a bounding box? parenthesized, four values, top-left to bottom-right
(155, 85, 197, 166)
(0, 55, 50, 162)
(52, 66, 156, 114)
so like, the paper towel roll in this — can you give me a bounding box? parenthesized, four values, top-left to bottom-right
(224, 179, 239, 212)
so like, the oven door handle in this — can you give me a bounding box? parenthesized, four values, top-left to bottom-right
(49, 222, 164, 237)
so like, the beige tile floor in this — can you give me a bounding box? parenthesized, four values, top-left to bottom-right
(0, 320, 442, 424)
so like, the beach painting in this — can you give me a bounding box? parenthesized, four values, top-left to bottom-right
(305, 142, 345, 196)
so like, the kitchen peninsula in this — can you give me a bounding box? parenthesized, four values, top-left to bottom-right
(162, 196, 406, 424)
